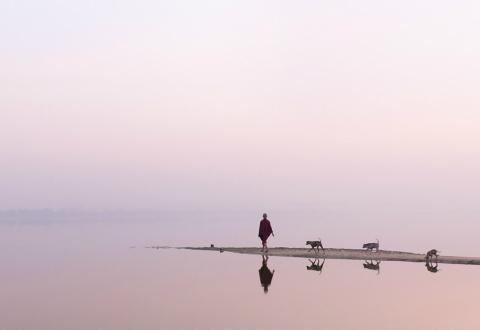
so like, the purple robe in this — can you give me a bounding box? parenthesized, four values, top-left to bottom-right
(258, 219, 273, 242)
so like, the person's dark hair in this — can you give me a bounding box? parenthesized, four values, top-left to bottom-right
(263, 213, 267, 219)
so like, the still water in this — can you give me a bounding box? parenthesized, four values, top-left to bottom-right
(1, 216, 479, 330)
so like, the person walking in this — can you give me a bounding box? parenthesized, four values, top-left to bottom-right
(258, 213, 274, 253)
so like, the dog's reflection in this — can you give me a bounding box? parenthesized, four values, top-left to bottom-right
(306, 258, 325, 274)
(363, 259, 381, 275)
(259, 255, 275, 293)
(425, 259, 439, 273)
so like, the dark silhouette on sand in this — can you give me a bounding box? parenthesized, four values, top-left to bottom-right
(258, 213, 274, 252)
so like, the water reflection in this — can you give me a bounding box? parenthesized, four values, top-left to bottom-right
(425, 259, 440, 273)
(363, 260, 381, 275)
(299, 257, 447, 277)
(306, 258, 325, 274)
(259, 255, 275, 293)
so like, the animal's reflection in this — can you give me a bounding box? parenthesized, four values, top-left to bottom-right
(259, 255, 275, 293)
(363, 259, 381, 275)
(306, 258, 325, 274)
(425, 259, 439, 273)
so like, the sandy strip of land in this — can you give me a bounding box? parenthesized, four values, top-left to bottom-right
(179, 247, 480, 265)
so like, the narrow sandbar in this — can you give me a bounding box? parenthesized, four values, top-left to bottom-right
(179, 247, 480, 265)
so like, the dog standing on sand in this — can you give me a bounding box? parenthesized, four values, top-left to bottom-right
(306, 239, 324, 253)
(363, 239, 379, 252)
(425, 249, 439, 261)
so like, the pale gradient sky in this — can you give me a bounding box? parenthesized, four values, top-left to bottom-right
(2, 0, 480, 216)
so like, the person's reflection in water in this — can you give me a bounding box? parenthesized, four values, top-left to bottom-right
(259, 255, 275, 294)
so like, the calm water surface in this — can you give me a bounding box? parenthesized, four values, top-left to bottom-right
(1, 217, 479, 330)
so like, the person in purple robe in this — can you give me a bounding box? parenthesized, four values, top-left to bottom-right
(258, 213, 274, 252)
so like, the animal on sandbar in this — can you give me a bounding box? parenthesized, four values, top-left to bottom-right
(306, 239, 324, 253)
(306, 258, 325, 273)
(363, 239, 379, 252)
(424, 249, 440, 273)
(425, 249, 439, 261)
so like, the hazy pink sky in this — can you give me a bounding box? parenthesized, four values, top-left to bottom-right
(2, 1, 480, 212)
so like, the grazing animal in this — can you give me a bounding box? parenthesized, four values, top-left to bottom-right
(306, 258, 325, 273)
(306, 239, 324, 253)
(363, 259, 381, 275)
(363, 239, 379, 252)
(425, 249, 439, 261)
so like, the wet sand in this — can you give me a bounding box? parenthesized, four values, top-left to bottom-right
(179, 246, 480, 265)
